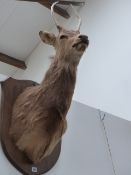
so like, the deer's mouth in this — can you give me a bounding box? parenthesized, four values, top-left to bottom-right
(72, 40, 89, 52)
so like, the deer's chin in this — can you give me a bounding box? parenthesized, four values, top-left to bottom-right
(72, 41, 89, 52)
(74, 43, 87, 52)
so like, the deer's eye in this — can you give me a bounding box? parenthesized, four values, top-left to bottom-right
(60, 35, 68, 39)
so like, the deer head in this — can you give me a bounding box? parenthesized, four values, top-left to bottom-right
(39, 2, 89, 66)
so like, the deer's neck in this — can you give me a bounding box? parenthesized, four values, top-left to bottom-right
(41, 57, 77, 116)
(42, 55, 78, 82)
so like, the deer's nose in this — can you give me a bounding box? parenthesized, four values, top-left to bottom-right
(79, 35, 88, 42)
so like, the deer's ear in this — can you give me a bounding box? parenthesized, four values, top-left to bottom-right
(39, 31, 56, 46)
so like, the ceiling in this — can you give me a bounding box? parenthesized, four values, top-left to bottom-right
(0, 0, 56, 61)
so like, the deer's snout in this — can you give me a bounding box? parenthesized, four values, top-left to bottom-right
(79, 35, 89, 44)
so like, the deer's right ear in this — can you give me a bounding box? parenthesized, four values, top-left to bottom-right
(39, 31, 56, 46)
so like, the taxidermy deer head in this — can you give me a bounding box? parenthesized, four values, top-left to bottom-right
(10, 2, 89, 164)
(39, 2, 89, 66)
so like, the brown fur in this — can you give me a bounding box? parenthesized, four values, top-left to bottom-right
(9, 26, 89, 163)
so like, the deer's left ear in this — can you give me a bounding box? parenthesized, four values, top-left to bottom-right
(39, 31, 56, 46)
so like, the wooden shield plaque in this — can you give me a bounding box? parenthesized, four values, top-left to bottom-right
(0, 78, 61, 175)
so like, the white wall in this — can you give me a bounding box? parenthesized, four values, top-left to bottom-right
(13, 42, 53, 83)
(0, 74, 8, 81)
(14, 0, 131, 121)
(73, 0, 131, 121)
(0, 62, 18, 76)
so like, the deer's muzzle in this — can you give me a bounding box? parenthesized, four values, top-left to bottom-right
(72, 35, 89, 50)
(79, 35, 89, 45)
